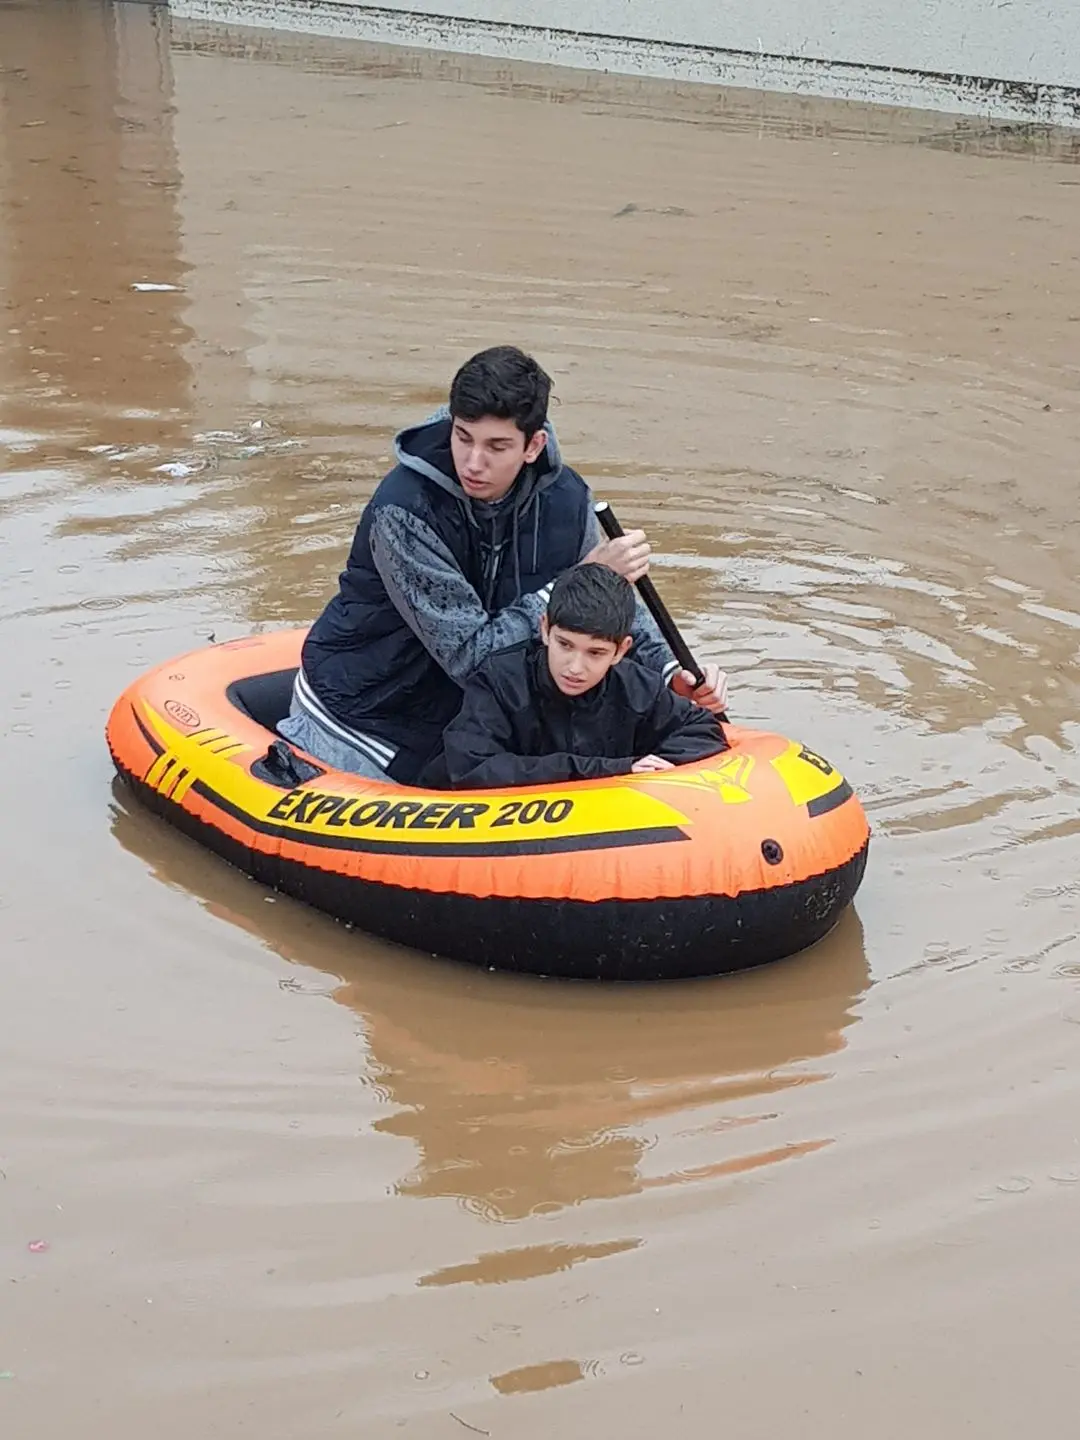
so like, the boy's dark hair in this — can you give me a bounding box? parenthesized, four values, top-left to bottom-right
(547, 564, 636, 643)
(449, 346, 552, 440)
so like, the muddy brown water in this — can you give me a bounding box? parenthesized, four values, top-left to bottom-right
(2, 2, 1080, 1435)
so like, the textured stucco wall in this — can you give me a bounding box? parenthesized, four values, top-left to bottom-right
(169, 0, 1080, 124)
(318, 0, 1080, 88)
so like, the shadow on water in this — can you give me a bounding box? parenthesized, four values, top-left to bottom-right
(109, 776, 870, 1229)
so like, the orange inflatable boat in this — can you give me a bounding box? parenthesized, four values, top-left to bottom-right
(105, 629, 870, 980)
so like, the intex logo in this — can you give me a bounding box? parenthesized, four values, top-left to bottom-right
(164, 699, 201, 729)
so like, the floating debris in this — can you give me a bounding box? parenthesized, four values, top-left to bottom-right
(152, 459, 208, 478)
(449, 1415, 489, 1436)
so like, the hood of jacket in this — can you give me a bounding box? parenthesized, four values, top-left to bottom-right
(390, 406, 575, 608)
(392, 405, 566, 521)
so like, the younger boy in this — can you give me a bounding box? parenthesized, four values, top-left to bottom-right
(434, 564, 728, 789)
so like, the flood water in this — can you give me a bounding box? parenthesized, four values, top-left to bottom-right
(2, 2, 1080, 1434)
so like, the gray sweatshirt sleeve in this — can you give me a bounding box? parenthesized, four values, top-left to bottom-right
(370, 504, 553, 686)
(578, 503, 680, 683)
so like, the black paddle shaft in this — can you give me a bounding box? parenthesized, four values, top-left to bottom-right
(593, 501, 706, 690)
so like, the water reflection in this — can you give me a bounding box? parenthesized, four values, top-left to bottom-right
(915, 120, 1080, 165)
(0, 0, 192, 444)
(169, 21, 1080, 164)
(110, 781, 870, 1225)
(356, 923, 865, 1221)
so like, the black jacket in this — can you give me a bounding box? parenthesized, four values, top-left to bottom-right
(299, 409, 675, 782)
(429, 641, 728, 790)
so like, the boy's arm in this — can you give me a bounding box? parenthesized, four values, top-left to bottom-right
(371, 495, 682, 693)
(637, 680, 729, 765)
(370, 506, 554, 687)
(444, 671, 634, 790)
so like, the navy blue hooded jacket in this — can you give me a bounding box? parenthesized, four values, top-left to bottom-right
(299, 409, 676, 781)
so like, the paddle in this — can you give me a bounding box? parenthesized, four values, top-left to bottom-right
(594, 500, 728, 722)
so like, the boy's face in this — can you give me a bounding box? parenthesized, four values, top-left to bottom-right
(451, 414, 547, 503)
(541, 616, 632, 697)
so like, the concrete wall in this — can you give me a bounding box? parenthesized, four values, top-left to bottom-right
(169, 0, 1080, 125)
(321, 0, 1080, 88)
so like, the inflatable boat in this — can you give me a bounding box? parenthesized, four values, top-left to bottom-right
(105, 629, 869, 980)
